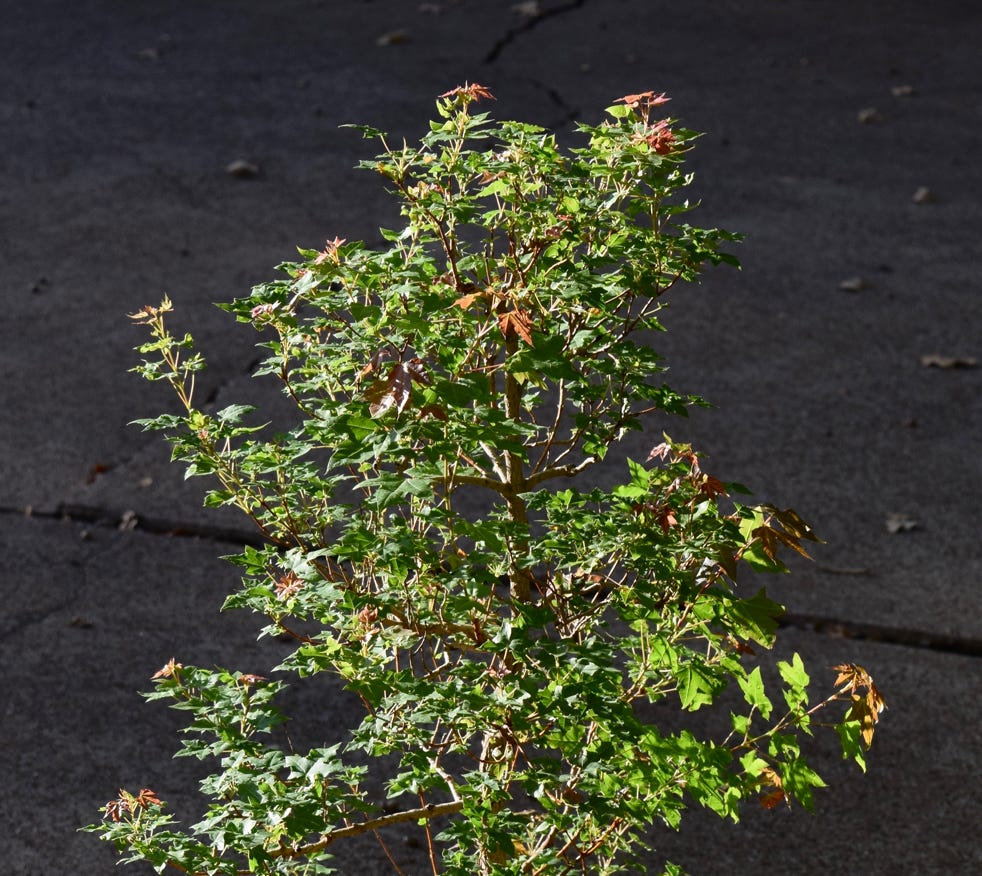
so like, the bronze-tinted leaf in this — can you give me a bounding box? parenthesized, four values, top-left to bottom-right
(406, 357, 431, 386)
(498, 309, 535, 346)
(366, 361, 424, 417)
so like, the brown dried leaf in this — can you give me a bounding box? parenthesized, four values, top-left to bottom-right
(454, 292, 483, 309)
(226, 159, 259, 178)
(845, 694, 878, 748)
(498, 308, 535, 346)
(832, 663, 873, 692)
(770, 506, 822, 543)
(912, 186, 936, 204)
(920, 353, 978, 369)
(366, 359, 429, 417)
(366, 363, 410, 417)
(405, 357, 431, 386)
(357, 349, 385, 383)
(419, 404, 448, 421)
(376, 30, 409, 46)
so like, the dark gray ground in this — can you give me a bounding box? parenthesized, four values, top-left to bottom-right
(2, 1, 980, 873)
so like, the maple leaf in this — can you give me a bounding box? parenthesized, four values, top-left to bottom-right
(845, 695, 878, 749)
(757, 767, 788, 809)
(357, 349, 389, 384)
(646, 442, 672, 462)
(151, 658, 183, 680)
(419, 404, 448, 421)
(725, 635, 756, 656)
(365, 357, 431, 417)
(497, 308, 535, 345)
(454, 291, 484, 309)
(250, 302, 277, 321)
(699, 474, 728, 499)
(832, 663, 873, 692)
(135, 788, 162, 809)
(833, 664, 885, 748)
(615, 91, 670, 109)
(439, 82, 495, 102)
(275, 571, 303, 600)
(454, 282, 491, 310)
(405, 357, 431, 386)
(312, 236, 347, 265)
(759, 789, 787, 810)
(644, 119, 676, 155)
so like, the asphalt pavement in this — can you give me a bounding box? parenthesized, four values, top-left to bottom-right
(2, 1, 980, 873)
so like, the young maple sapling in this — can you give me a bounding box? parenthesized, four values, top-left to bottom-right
(89, 85, 884, 876)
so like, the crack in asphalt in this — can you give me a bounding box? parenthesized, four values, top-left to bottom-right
(1, 502, 269, 549)
(4, 502, 980, 659)
(526, 76, 580, 129)
(779, 612, 982, 659)
(484, 0, 589, 64)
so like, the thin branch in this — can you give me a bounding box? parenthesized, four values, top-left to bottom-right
(269, 801, 465, 859)
(526, 457, 597, 489)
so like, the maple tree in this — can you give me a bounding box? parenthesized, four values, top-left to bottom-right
(88, 86, 884, 875)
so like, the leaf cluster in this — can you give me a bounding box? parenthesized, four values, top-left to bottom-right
(89, 87, 883, 875)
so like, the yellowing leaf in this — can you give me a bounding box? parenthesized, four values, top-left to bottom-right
(845, 694, 877, 748)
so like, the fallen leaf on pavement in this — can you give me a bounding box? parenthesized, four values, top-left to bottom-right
(226, 160, 259, 178)
(912, 186, 936, 203)
(919, 354, 978, 369)
(376, 30, 409, 45)
(857, 107, 883, 123)
(885, 513, 918, 534)
(839, 276, 867, 292)
(890, 84, 915, 97)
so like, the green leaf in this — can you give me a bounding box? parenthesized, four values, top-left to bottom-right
(777, 652, 810, 693)
(836, 719, 868, 772)
(737, 667, 773, 719)
(782, 758, 827, 812)
(677, 660, 722, 711)
(727, 588, 783, 647)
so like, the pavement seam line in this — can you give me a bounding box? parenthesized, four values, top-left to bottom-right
(4, 503, 980, 659)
